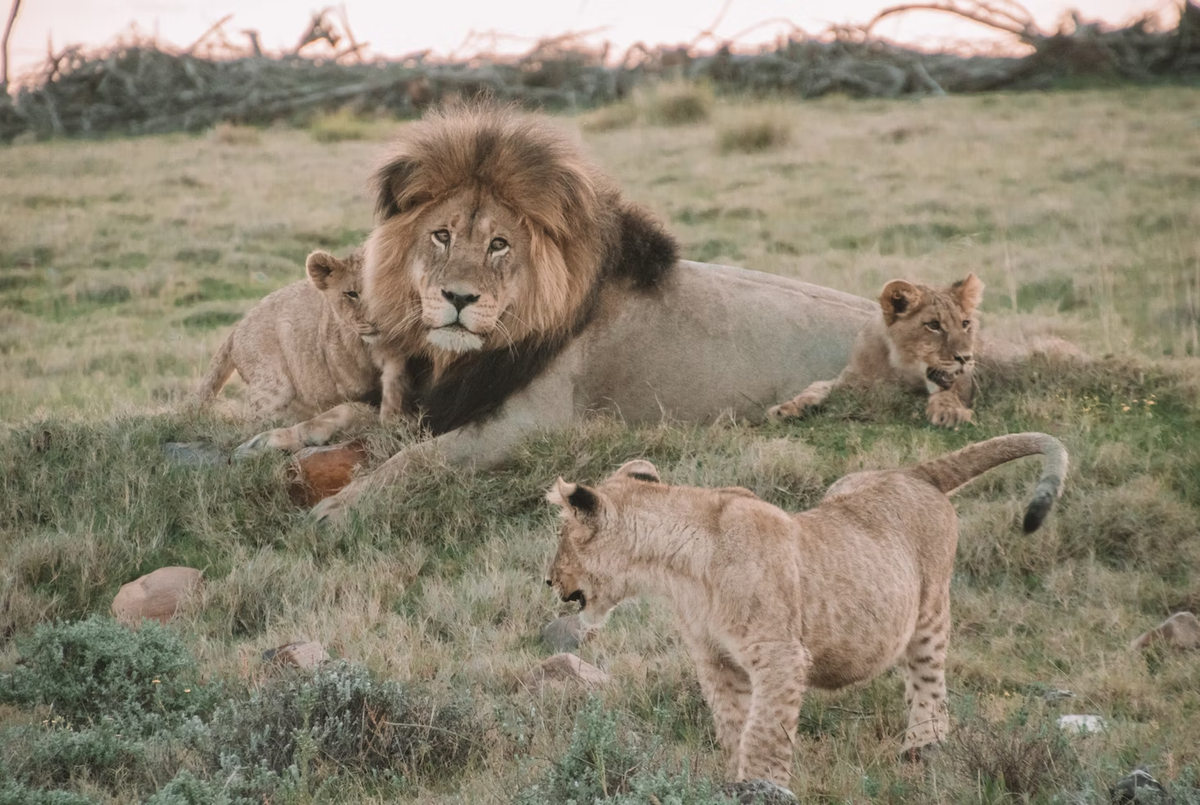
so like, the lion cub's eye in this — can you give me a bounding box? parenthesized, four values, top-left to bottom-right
(962, 320, 970, 329)
(432, 229, 451, 245)
(925, 321, 942, 332)
(489, 237, 509, 252)
(343, 290, 359, 300)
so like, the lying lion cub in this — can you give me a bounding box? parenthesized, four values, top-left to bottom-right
(194, 249, 407, 425)
(769, 274, 984, 428)
(546, 432, 1067, 789)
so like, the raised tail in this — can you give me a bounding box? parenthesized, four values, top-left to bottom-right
(192, 331, 237, 408)
(909, 433, 1068, 533)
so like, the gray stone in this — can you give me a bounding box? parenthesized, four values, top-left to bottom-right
(1110, 768, 1172, 804)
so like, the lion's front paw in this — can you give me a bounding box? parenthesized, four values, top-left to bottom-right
(722, 780, 798, 805)
(310, 493, 348, 524)
(926, 394, 973, 429)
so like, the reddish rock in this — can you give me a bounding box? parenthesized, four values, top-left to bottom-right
(112, 566, 202, 625)
(1129, 611, 1200, 652)
(518, 653, 609, 692)
(287, 441, 368, 506)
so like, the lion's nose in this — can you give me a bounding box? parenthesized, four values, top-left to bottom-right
(955, 354, 972, 365)
(441, 289, 479, 312)
(545, 579, 552, 588)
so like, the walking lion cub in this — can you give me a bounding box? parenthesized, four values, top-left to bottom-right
(545, 432, 1067, 789)
(769, 274, 984, 428)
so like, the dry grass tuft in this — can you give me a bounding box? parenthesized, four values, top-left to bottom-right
(717, 111, 792, 154)
(308, 108, 391, 143)
(580, 102, 639, 132)
(639, 81, 714, 126)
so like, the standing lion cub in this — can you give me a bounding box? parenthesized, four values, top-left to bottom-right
(545, 432, 1067, 790)
(770, 274, 984, 428)
(193, 249, 407, 424)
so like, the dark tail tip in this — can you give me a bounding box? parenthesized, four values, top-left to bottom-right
(1023, 493, 1054, 534)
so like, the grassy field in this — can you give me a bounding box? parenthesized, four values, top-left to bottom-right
(1, 88, 1199, 804)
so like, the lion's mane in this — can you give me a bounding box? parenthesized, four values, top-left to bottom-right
(365, 101, 678, 435)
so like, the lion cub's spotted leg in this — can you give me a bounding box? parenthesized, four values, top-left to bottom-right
(925, 371, 974, 428)
(735, 640, 808, 785)
(900, 606, 951, 755)
(687, 637, 754, 777)
(768, 379, 836, 421)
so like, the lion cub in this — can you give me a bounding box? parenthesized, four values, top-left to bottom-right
(193, 249, 406, 421)
(546, 433, 1067, 788)
(769, 274, 984, 428)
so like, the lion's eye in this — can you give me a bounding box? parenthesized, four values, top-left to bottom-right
(962, 320, 970, 329)
(925, 321, 942, 332)
(343, 290, 359, 300)
(490, 237, 509, 252)
(432, 229, 451, 245)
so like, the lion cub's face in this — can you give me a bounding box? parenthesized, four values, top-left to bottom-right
(545, 460, 662, 628)
(306, 250, 380, 343)
(405, 191, 530, 354)
(880, 274, 983, 390)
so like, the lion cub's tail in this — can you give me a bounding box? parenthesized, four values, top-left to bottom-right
(910, 433, 1068, 533)
(192, 331, 237, 408)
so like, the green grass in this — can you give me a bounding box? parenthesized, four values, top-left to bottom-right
(2, 89, 1200, 803)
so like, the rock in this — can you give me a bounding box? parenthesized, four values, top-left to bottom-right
(287, 441, 368, 506)
(1057, 714, 1106, 734)
(1129, 612, 1200, 652)
(162, 441, 224, 466)
(112, 566, 203, 625)
(540, 614, 588, 652)
(722, 779, 799, 804)
(518, 653, 609, 691)
(263, 641, 330, 669)
(1042, 688, 1077, 703)
(1110, 768, 1172, 804)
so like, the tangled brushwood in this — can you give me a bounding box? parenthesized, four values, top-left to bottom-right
(2, 1, 1198, 142)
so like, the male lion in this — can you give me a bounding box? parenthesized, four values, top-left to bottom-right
(194, 249, 409, 432)
(546, 432, 1068, 789)
(239, 102, 876, 520)
(769, 274, 984, 428)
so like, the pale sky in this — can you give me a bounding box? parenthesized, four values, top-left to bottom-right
(8, 1, 1175, 79)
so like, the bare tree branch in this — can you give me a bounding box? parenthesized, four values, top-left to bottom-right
(1, 0, 23, 90)
(867, 1, 1042, 43)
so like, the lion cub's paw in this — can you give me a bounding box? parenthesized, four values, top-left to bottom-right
(925, 393, 972, 429)
(233, 427, 303, 459)
(722, 780, 798, 805)
(768, 395, 819, 421)
(310, 493, 349, 524)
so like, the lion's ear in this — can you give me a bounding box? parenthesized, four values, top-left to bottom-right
(952, 273, 985, 313)
(306, 250, 344, 290)
(546, 477, 600, 518)
(879, 280, 922, 324)
(609, 460, 660, 484)
(371, 153, 427, 221)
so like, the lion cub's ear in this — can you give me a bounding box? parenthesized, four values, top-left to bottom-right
(306, 250, 346, 291)
(879, 280, 923, 325)
(609, 459, 660, 484)
(546, 477, 600, 518)
(952, 273, 985, 313)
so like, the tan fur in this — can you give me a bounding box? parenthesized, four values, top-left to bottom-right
(194, 250, 407, 428)
(546, 434, 1068, 786)
(769, 275, 984, 428)
(362, 100, 621, 373)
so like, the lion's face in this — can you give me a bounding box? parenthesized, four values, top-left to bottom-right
(406, 191, 531, 354)
(306, 249, 380, 343)
(880, 274, 984, 390)
(544, 461, 661, 628)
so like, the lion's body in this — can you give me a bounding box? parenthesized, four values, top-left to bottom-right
(770, 275, 984, 428)
(234, 102, 874, 518)
(195, 250, 407, 425)
(546, 434, 1068, 787)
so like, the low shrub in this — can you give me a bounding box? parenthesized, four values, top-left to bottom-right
(640, 81, 714, 126)
(0, 616, 213, 732)
(717, 113, 792, 154)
